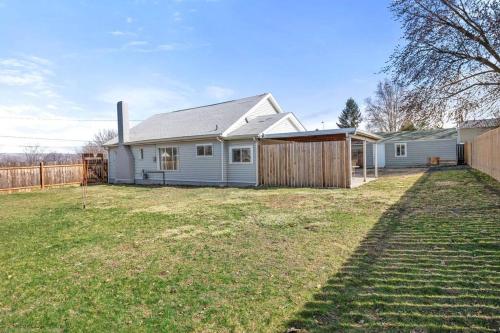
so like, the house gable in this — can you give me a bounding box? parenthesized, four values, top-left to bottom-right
(222, 93, 282, 137)
(262, 114, 305, 134)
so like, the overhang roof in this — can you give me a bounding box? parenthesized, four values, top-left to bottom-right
(459, 118, 499, 129)
(376, 128, 457, 142)
(262, 128, 382, 141)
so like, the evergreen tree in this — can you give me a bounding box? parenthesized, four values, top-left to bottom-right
(337, 98, 362, 128)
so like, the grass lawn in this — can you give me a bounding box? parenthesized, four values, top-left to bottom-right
(0, 168, 498, 332)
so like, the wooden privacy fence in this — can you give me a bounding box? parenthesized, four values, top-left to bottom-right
(466, 127, 500, 181)
(0, 159, 108, 193)
(0, 163, 84, 192)
(259, 140, 351, 188)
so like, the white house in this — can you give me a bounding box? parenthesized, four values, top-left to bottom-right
(104, 93, 306, 186)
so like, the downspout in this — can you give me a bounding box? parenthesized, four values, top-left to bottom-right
(105, 147, 110, 184)
(217, 136, 225, 186)
(254, 136, 260, 186)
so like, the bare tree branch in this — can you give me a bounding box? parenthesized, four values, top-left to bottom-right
(387, 0, 500, 121)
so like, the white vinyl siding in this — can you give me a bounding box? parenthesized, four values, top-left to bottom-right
(247, 98, 277, 120)
(108, 147, 117, 182)
(225, 140, 257, 184)
(127, 139, 256, 185)
(265, 118, 301, 134)
(385, 139, 457, 167)
(227, 98, 280, 134)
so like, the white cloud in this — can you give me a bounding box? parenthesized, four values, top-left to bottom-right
(157, 43, 178, 51)
(109, 30, 137, 37)
(204, 86, 235, 100)
(0, 56, 91, 153)
(173, 11, 182, 22)
(126, 16, 134, 24)
(0, 104, 103, 153)
(0, 56, 61, 100)
(125, 40, 149, 47)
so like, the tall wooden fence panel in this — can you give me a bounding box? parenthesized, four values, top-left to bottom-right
(469, 127, 500, 181)
(259, 141, 350, 188)
(0, 163, 84, 193)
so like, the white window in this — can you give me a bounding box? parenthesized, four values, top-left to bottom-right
(230, 146, 252, 164)
(159, 147, 179, 170)
(196, 144, 213, 157)
(395, 143, 407, 157)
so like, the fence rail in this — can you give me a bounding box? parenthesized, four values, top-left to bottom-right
(465, 127, 500, 181)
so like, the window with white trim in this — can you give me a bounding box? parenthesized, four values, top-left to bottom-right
(395, 143, 407, 157)
(196, 144, 213, 157)
(231, 146, 252, 163)
(159, 147, 179, 170)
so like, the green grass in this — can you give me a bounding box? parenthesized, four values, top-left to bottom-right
(0, 168, 498, 332)
(288, 169, 500, 332)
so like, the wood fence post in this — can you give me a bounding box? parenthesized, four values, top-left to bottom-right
(39, 162, 44, 189)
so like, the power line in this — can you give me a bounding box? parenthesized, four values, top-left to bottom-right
(0, 116, 143, 121)
(0, 135, 88, 142)
(0, 144, 82, 149)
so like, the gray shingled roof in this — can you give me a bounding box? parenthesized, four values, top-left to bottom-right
(106, 94, 268, 145)
(226, 113, 290, 137)
(459, 118, 499, 129)
(377, 128, 457, 142)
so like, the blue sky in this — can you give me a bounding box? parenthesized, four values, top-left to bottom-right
(0, 0, 401, 152)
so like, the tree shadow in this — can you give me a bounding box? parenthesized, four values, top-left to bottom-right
(286, 169, 500, 332)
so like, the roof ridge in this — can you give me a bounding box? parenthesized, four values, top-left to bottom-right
(153, 93, 269, 116)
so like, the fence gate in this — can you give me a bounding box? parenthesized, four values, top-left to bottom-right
(82, 153, 108, 183)
(457, 143, 465, 165)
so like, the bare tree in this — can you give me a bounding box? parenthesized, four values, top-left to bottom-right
(365, 80, 411, 132)
(82, 129, 117, 157)
(387, 0, 500, 122)
(44, 152, 81, 164)
(23, 145, 45, 165)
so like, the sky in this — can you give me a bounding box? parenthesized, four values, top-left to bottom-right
(0, 0, 401, 153)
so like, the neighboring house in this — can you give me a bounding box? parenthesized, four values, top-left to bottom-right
(104, 93, 306, 186)
(365, 128, 458, 168)
(458, 118, 499, 143)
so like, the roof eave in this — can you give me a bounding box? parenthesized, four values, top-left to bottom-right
(106, 133, 222, 146)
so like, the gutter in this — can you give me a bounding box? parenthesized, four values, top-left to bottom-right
(103, 133, 223, 147)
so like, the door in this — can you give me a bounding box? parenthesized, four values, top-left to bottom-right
(376, 143, 385, 168)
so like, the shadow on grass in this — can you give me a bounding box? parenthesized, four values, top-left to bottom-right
(286, 169, 500, 332)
